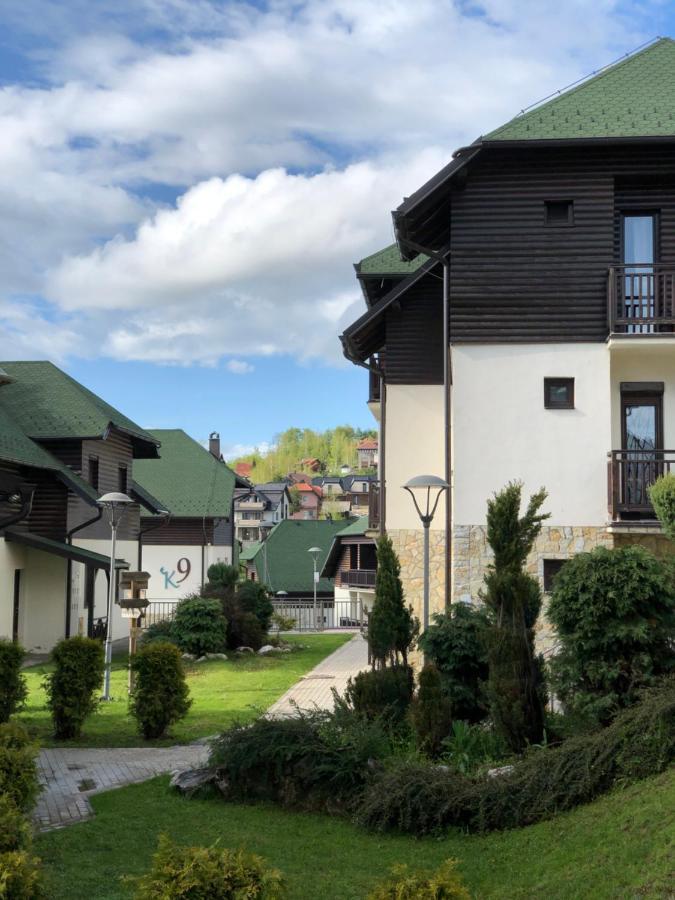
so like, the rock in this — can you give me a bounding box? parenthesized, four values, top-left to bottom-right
(258, 645, 281, 655)
(170, 767, 217, 796)
(280, 648, 292, 653)
(236, 646, 255, 654)
(487, 765, 515, 779)
(205, 653, 228, 660)
(181, 653, 197, 660)
(196, 655, 208, 663)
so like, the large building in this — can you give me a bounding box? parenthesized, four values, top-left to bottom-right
(341, 39, 675, 643)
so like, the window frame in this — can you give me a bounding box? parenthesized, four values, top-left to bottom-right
(544, 199, 574, 227)
(544, 377, 575, 410)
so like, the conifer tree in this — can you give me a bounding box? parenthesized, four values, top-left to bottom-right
(368, 534, 417, 668)
(480, 482, 548, 752)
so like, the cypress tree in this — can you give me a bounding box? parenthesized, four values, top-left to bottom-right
(368, 534, 417, 668)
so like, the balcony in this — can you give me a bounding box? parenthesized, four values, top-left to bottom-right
(608, 266, 675, 335)
(607, 450, 674, 521)
(340, 569, 377, 588)
(368, 481, 380, 530)
(237, 500, 265, 511)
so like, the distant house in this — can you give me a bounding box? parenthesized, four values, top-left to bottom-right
(242, 518, 351, 628)
(0, 361, 160, 651)
(311, 474, 377, 518)
(321, 516, 376, 625)
(356, 438, 378, 469)
(234, 462, 253, 479)
(286, 472, 313, 485)
(290, 482, 322, 520)
(133, 429, 245, 607)
(234, 482, 291, 546)
(300, 457, 322, 473)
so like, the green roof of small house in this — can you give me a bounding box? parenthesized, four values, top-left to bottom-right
(355, 244, 428, 276)
(0, 361, 158, 455)
(249, 518, 352, 593)
(134, 429, 236, 519)
(239, 542, 262, 562)
(487, 38, 675, 142)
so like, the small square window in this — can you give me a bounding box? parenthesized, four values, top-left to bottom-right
(118, 466, 128, 494)
(545, 200, 574, 226)
(544, 377, 575, 410)
(543, 559, 567, 593)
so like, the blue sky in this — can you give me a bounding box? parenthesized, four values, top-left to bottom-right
(0, 1, 674, 457)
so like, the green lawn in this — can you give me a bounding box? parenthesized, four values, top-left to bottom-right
(18, 633, 350, 747)
(37, 769, 675, 899)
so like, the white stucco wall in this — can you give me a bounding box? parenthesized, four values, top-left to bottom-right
(610, 342, 675, 448)
(384, 384, 446, 531)
(452, 344, 612, 526)
(71, 538, 140, 642)
(141, 544, 231, 606)
(21, 549, 68, 652)
(0, 539, 24, 642)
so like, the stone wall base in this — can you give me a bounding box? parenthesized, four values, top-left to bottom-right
(387, 529, 446, 627)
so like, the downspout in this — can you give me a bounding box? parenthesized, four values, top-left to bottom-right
(138, 512, 170, 570)
(65, 506, 103, 639)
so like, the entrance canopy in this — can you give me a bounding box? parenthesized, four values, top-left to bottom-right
(4, 529, 129, 572)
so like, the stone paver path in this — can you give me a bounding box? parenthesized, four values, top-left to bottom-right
(33, 633, 369, 830)
(267, 632, 369, 716)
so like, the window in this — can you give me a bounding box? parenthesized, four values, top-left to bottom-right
(544, 377, 575, 410)
(545, 200, 573, 226)
(118, 465, 128, 493)
(349, 544, 359, 569)
(543, 559, 567, 593)
(88, 457, 99, 491)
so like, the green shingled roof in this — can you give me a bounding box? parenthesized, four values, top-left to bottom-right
(133, 429, 236, 519)
(239, 542, 262, 562)
(487, 38, 675, 142)
(0, 361, 158, 454)
(249, 519, 352, 593)
(356, 244, 428, 276)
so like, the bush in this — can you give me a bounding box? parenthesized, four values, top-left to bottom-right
(649, 472, 675, 540)
(410, 664, 452, 758)
(355, 677, 675, 835)
(271, 612, 295, 632)
(130, 642, 191, 740)
(0, 640, 27, 724)
(548, 545, 675, 723)
(133, 834, 284, 899)
(441, 720, 508, 775)
(369, 535, 417, 667)
(0, 850, 44, 899)
(221, 597, 265, 650)
(0, 724, 40, 812)
(0, 797, 30, 854)
(141, 619, 177, 646)
(344, 666, 414, 724)
(44, 636, 104, 740)
(206, 563, 239, 590)
(237, 581, 274, 632)
(171, 597, 227, 657)
(208, 706, 391, 812)
(418, 605, 490, 723)
(367, 861, 470, 900)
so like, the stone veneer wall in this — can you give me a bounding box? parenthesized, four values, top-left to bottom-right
(612, 531, 673, 559)
(387, 529, 446, 625)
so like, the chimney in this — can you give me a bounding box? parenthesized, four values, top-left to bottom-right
(209, 431, 221, 459)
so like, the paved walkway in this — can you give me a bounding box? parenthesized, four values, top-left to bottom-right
(33, 633, 369, 830)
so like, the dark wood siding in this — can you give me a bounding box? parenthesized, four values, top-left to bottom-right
(385, 272, 443, 383)
(25, 469, 68, 539)
(141, 518, 215, 546)
(447, 143, 675, 342)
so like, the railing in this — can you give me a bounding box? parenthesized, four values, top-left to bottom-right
(142, 601, 179, 626)
(368, 481, 380, 530)
(340, 568, 377, 588)
(271, 598, 368, 631)
(608, 266, 675, 334)
(607, 450, 675, 520)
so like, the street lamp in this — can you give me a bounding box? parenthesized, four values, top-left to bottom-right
(97, 492, 133, 700)
(308, 546, 322, 631)
(403, 475, 449, 636)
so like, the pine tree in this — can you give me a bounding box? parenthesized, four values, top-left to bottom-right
(368, 534, 417, 668)
(411, 663, 452, 758)
(480, 482, 548, 753)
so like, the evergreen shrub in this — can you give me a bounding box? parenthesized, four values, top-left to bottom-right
(649, 472, 675, 539)
(410, 664, 452, 758)
(133, 835, 284, 899)
(171, 597, 227, 657)
(344, 666, 414, 724)
(221, 599, 265, 650)
(141, 619, 176, 646)
(44, 636, 104, 740)
(367, 861, 470, 900)
(237, 581, 274, 632)
(368, 535, 417, 667)
(0, 640, 27, 723)
(0, 796, 30, 854)
(130, 642, 191, 739)
(0, 850, 44, 899)
(0, 723, 40, 812)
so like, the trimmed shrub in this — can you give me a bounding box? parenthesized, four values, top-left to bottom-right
(0, 796, 31, 854)
(355, 677, 675, 835)
(206, 562, 239, 591)
(44, 636, 104, 740)
(0, 850, 44, 899)
(369, 535, 417, 667)
(345, 666, 414, 724)
(649, 472, 675, 540)
(0, 724, 40, 812)
(133, 834, 284, 899)
(548, 545, 675, 723)
(410, 664, 452, 758)
(141, 619, 176, 646)
(221, 598, 265, 650)
(237, 581, 274, 632)
(171, 597, 227, 657)
(208, 706, 390, 812)
(0, 640, 27, 724)
(367, 861, 470, 900)
(418, 605, 490, 723)
(130, 642, 191, 740)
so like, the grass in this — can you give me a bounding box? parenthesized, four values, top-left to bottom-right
(18, 633, 350, 747)
(37, 768, 675, 899)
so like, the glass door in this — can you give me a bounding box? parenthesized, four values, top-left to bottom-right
(622, 213, 657, 332)
(622, 392, 662, 511)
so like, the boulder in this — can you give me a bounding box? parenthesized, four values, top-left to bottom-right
(196, 655, 208, 663)
(170, 767, 217, 796)
(205, 652, 228, 660)
(181, 653, 197, 661)
(258, 645, 281, 655)
(236, 646, 255, 654)
(487, 764, 515, 779)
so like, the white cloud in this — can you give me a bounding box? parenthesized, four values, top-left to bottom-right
(222, 439, 274, 461)
(226, 359, 255, 375)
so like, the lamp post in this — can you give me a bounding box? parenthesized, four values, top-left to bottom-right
(308, 546, 322, 631)
(403, 475, 449, 638)
(97, 492, 133, 701)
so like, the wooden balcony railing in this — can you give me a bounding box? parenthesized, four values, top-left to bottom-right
(607, 450, 675, 520)
(608, 266, 675, 334)
(340, 569, 377, 588)
(368, 481, 380, 530)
